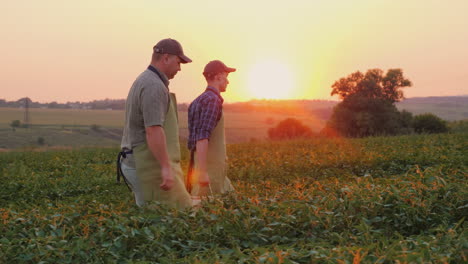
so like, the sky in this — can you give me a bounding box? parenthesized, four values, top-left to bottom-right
(1, 0, 467, 103)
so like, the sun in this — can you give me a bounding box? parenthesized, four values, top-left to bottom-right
(246, 59, 296, 100)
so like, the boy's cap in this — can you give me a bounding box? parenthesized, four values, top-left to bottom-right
(153, 38, 192, 63)
(203, 60, 236, 76)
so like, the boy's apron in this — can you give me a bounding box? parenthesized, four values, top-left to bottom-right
(191, 114, 235, 196)
(133, 93, 192, 209)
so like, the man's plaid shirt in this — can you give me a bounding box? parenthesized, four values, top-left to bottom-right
(187, 86, 223, 151)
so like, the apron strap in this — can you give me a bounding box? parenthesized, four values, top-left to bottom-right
(116, 150, 133, 191)
(185, 150, 195, 193)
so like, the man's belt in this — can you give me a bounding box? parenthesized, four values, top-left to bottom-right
(116, 149, 133, 190)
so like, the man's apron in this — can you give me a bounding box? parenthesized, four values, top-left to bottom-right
(191, 114, 235, 196)
(133, 93, 192, 209)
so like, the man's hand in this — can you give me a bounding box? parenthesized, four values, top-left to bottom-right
(198, 171, 210, 187)
(145, 126, 174, 191)
(160, 166, 174, 191)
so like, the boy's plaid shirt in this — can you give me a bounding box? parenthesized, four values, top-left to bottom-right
(187, 86, 223, 151)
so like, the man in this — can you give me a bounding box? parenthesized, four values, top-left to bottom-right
(118, 38, 192, 209)
(186, 60, 236, 196)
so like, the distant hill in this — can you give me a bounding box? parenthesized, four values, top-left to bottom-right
(222, 100, 338, 121)
(396, 96, 468, 121)
(2, 96, 466, 121)
(0, 96, 466, 149)
(221, 96, 468, 121)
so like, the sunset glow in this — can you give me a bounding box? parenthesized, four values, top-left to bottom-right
(246, 59, 296, 100)
(1, 0, 467, 103)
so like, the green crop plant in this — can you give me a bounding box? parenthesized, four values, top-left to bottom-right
(0, 134, 466, 263)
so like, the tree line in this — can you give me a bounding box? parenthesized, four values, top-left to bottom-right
(0, 98, 127, 110)
(269, 68, 455, 140)
(1, 98, 336, 120)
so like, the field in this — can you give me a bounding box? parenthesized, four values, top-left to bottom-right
(2, 96, 467, 149)
(0, 108, 325, 149)
(1, 133, 467, 263)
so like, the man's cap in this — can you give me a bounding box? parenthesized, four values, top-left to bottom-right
(153, 38, 192, 63)
(203, 60, 236, 77)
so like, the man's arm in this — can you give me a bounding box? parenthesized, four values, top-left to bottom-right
(145, 125, 174, 191)
(195, 138, 210, 186)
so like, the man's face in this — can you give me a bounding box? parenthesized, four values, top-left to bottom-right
(217, 72, 229, 92)
(164, 55, 182, 80)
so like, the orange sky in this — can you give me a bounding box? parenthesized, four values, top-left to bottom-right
(1, 0, 467, 103)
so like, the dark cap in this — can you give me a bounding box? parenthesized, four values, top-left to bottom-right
(203, 60, 236, 77)
(153, 38, 192, 63)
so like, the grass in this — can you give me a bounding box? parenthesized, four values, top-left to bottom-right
(1, 133, 466, 263)
(0, 126, 121, 149)
(0, 108, 125, 127)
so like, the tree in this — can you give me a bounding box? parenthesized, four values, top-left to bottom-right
(331, 68, 411, 103)
(413, 113, 448, 134)
(48, 101, 59, 108)
(397, 110, 414, 134)
(37, 137, 45, 145)
(10, 120, 21, 130)
(268, 118, 313, 140)
(90, 124, 101, 132)
(325, 68, 412, 137)
(325, 95, 402, 137)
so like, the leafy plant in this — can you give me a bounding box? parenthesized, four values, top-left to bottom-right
(413, 113, 448, 134)
(0, 133, 466, 263)
(268, 118, 314, 140)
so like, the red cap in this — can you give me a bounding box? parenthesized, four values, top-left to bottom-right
(153, 38, 192, 63)
(203, 60, 236, 77)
